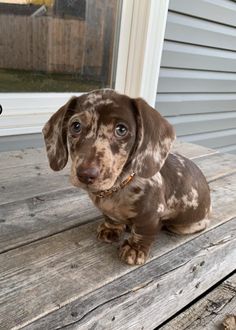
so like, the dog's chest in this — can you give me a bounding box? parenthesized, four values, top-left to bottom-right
(89, 190, 139, 223)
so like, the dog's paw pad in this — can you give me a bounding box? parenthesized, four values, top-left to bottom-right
(97, 223, 123, 243)
(119, 240, 147, 265)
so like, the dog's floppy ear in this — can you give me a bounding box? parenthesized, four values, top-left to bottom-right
(131, 98, 175, 178)
(42, 97, 78, 171)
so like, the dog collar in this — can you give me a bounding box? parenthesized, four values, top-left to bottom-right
(93, 172, 135, 198)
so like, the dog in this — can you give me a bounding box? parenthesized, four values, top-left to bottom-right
(43, 89, 211, 265)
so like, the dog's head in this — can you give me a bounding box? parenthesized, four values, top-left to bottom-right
(43, 89, 175, 192)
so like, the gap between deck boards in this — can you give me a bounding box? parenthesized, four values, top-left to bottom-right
(0, 141, 217, 170)
(20, 218, 236, 330)
(155, 269, 236, 330)
(0, 165, 235, 255)
(0, 149, 236, 254)
(0, 143, 236, 329)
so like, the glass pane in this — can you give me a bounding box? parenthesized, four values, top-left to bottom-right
(0, 0, 121, 92)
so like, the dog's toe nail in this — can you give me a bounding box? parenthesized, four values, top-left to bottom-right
(136, 251, 146, 265)
(119, 241, 147, 265)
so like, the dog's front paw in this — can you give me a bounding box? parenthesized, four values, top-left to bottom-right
(119, 240, 148, 265)
(97, 223, 124, 243)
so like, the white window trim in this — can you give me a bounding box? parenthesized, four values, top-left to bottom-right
(115, 0, 169, 106)
(0, 93, 82, 136)
(0, 0, 169, 137)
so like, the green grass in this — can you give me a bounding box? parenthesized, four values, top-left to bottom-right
(0, 69, 101, 92)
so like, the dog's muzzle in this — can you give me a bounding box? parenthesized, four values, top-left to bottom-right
(77, 166, 100, 185)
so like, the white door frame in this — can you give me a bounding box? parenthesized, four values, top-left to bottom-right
(0, 0, 169, 136)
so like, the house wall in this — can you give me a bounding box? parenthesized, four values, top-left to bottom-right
(156, 0, 236, 154)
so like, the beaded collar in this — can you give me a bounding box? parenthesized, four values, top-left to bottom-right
(93, 172, 135, 198)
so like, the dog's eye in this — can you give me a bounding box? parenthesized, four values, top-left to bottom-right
(115, 124, 128, 137)
(71, 122, 81, 134)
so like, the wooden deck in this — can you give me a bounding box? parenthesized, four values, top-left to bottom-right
(0, 141, 235, 330)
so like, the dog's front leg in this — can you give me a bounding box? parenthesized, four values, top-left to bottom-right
(97, 215, 126, 243)
(119, 217, 161, 265)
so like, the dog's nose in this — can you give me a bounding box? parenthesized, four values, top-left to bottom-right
(77, 166, 100, 184)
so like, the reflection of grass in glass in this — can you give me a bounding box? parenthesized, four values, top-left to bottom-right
(0, 69, 101, 92)
(30, 0, 54, 6)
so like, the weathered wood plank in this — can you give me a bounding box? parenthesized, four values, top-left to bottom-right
(172, 140, 217, 159)
(0, 140, 215, 170)
(0, 146, 231, 206)
(21, 219, 236, 330)
(0, 164, 71, 205)
(160, 273, 236, 330)
(0, 143, 235, 329)
(0, 147, 46, 170)
(0, 188, 101, 253)
(193, 152, 236, 182)
(0, 163, 235, 255)
(0, 168, 235, 330)
(209, 174, 236, 225)
(0, 161, 69, 182)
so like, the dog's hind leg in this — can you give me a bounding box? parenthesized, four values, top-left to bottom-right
(164, 218, 210, 235)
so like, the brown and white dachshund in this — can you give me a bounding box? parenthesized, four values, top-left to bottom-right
(43, 89, 211, 265)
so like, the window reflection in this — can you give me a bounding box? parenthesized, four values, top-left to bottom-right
(0, 0, 118, 92)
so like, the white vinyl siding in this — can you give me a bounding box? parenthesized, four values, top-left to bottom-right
(156, 0, 236, 154)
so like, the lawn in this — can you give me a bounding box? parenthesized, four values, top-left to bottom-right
(0, 69, 100, 92)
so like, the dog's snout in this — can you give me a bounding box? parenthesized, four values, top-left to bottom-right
(77, 166, 100, 184)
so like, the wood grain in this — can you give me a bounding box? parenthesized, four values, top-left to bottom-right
(0, 162, 235, 254)
(0, 148, 46, 170)
(160, 273, 236, 330)
(0, 163, 71, 205)
(0, 15, 100, 76)
(0, 188, 101, 253)
(172, 140, 217, 159)
(21, 219, 236, 330)
(0, 172, 235, 329)
(194, 152, 236, 182)
(0, 143, 232, 206)
(0, 140, 216, 170)
(0, 144, 235, 329)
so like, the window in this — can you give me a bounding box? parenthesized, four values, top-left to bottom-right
(0, 0, 120, 92)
